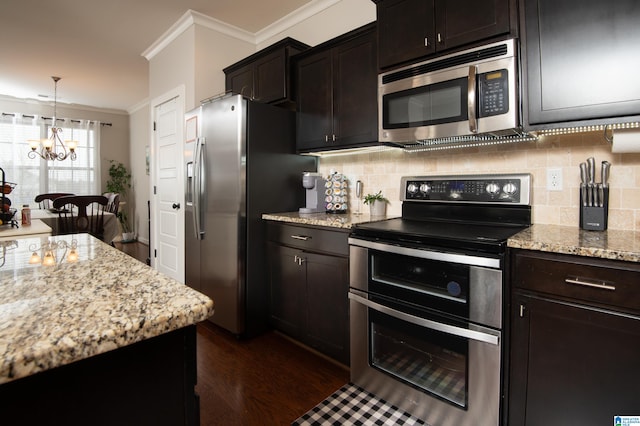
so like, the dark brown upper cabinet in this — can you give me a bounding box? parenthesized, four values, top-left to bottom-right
(294, 23, 378, 153)
(374, 0, 514, 70)
(224, 38, 309, 106)
(521, 0, 640, 128)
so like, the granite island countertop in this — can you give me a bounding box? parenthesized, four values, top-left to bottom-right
(262, 211, 397, 229)
(0, 233, 214, 385)
(508, 224, 640, 263)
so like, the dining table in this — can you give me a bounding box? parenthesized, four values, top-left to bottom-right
(31, 208, 120, 243)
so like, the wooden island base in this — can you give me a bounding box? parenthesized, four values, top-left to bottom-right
(0, 326, 199, 426)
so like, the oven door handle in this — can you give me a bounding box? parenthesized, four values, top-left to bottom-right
(349, 292, 500, 346)
(348, 237, 500, 268)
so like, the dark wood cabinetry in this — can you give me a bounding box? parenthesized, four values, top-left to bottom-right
(374, 0, 514, 70)
(508, 249, 640, 425)
(294, 23, 378, 153)
(521, 0, 640, 127)
(224, 38, 309, 105)
(266, 222, 350, 365)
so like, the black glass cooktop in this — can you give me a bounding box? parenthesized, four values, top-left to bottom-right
(351, 217, 528, 254)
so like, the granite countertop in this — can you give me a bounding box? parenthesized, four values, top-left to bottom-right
(0, 233, 214, 385)
(262, 211, 397, 229)
(508, 224, 640, 263)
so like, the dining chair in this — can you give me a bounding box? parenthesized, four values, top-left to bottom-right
(103, 192, 120, 214)
(34, 193, 75, 209)
(52, 195, 108, 240)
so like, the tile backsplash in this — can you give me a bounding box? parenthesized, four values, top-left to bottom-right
(318, 131, 640, 231)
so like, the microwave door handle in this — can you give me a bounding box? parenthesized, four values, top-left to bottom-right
(348, 292, 499, 346)
(468, 65, 478, 134)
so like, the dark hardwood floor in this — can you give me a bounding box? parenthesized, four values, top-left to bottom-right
(112, 240, 150, 265)
(196, 322, 349, 426)
(113, 241, 350, 425)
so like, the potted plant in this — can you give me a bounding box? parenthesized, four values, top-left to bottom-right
(363, 191, 389, 216)
(106, 160, 134, 241)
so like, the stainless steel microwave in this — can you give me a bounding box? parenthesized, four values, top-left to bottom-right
(378, 39, 521, 143)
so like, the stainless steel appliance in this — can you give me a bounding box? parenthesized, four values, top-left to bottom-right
(349, 174, 531, 426)
(378, 39, 523, 145)
(184, 94, 316, 336)
(299, 172, 325, 213)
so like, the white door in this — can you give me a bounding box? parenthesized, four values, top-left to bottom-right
(152, 94, 185, 282)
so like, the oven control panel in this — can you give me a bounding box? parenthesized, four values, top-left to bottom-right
(401, 174, 531, 205)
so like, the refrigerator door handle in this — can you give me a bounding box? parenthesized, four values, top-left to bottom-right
(193, 136, 205, 240)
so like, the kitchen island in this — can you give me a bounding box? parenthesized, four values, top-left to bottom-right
(0, 233, 214, 425)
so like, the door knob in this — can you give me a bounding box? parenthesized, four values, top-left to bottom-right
(172, 203, 181, 210)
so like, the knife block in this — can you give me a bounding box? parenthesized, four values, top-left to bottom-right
(579, 187, 609, 231)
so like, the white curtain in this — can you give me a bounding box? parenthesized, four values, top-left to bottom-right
(0, 113, 101, 207)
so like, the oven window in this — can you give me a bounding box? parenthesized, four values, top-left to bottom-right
(383, 77, 468, 129)
(369, 307, 468, 409)
(370, 250, 469, 318)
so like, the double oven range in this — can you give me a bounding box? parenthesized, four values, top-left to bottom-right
(349, 174, 531, 426)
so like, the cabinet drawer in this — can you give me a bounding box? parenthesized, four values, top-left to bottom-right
(267, 222, 349, 256)
(511, 249, 640, 314)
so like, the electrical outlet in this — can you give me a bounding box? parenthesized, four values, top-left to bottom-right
(547, 167, 563, 191)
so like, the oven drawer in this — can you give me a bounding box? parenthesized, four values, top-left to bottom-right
(266, 222, 349, 256)
(511, 249, 640, 314)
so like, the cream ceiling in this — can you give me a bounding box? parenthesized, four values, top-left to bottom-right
(0, 0, 315, 112)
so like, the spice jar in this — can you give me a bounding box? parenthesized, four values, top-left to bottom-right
(21, 204, 31, 226)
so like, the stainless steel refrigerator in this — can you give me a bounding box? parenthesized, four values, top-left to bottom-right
(184, 94, 316, 337)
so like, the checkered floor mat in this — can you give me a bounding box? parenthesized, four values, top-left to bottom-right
(292, 383, 426, 426)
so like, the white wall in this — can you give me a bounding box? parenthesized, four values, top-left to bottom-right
(128, 102, 151, 244)
(193, 26, 254, 109)
(257, 0, 376, 48)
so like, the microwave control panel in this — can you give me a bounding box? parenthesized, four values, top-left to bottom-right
(478, 69, 509, 117)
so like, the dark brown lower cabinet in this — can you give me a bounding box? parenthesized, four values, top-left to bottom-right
(267, 223, 349, 365)
(0, 326, 199, 426)
(509, 250, 640, 425)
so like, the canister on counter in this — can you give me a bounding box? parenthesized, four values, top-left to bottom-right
(21, 204, 31, 226)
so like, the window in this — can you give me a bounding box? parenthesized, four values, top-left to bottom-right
(0, 114, 101, 207)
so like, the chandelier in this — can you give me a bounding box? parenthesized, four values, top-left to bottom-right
(29, 238, 79, 267)
(28, 76, 78, 161)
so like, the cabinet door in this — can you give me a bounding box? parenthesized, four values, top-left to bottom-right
(524, 0, 640, 125)
(377, 0, 436, 69)
(226, 66, 254, 99)
(305, 252, 349, 365)
(509, 292, 640, 425)
(332, 31, 378, 148)
(435, 0, 510, 51)
(254, 49, 287, 104)
(267, 243, 305, 340)
(296, 51, 333, 151)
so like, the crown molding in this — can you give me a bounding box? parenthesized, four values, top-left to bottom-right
(0, 94, 128, 116)
(142, 0, 341, 60)
(142, 10, 255, 60)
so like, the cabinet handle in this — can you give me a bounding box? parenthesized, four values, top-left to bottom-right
(565, 277, 616, 291)
(325, 135, 329, 143)
(332, 134, 336, 142)
(290, 235, 311, 241)
(293, 255, 306, 266)
(424, 37, 429, 47)
(519, 304, 525, 318)
(437, 33, 442, 43)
